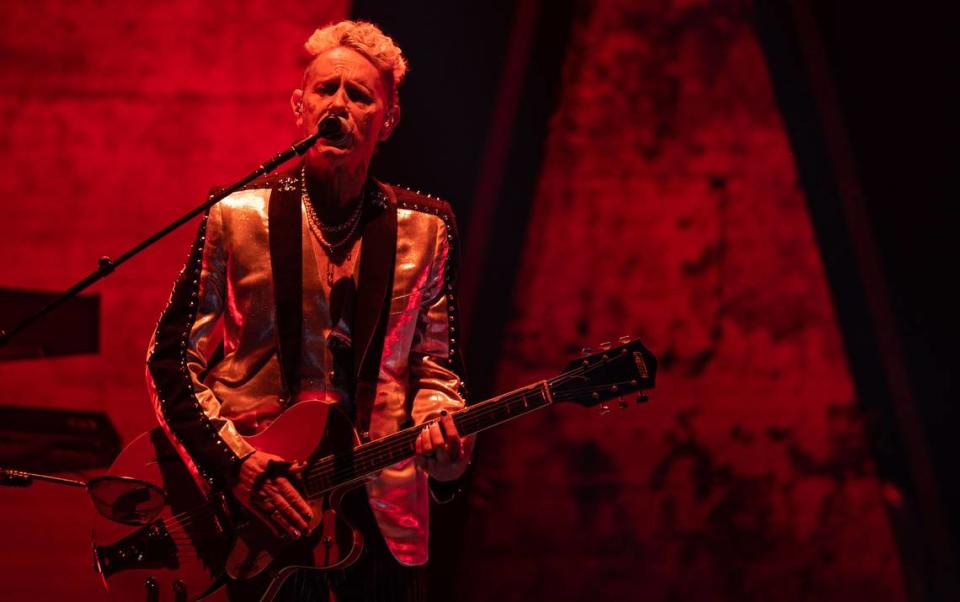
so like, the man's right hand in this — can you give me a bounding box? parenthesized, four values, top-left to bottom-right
(230, 450, 314, 539)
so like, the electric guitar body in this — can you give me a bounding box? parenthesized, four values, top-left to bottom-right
(93, 402, 365, 602)
(92, 427, 230, 602)
(222, 401, 364, 597)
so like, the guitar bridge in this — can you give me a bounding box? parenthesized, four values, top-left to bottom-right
(94, 519, 179, 579)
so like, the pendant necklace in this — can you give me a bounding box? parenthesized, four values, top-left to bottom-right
(326, 250, 352, 286)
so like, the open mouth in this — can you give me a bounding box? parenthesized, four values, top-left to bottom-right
(323, 132, 353, 150)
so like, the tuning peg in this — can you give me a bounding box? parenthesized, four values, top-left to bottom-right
(581, 347, 592, 356)
(599, 341, 612, 351)
(635, 393, 649, 404)
(600, 404, 611, 415)
(618, 335, 631, 344)
(618, 396, 628, 409)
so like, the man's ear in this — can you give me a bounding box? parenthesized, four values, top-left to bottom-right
(290, 89, 305, 129)
(378, 104, 401, 141)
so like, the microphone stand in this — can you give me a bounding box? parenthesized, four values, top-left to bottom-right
(0, 122, 330, 348)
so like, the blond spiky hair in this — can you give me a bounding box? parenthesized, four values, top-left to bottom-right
(304, 20, 408, 107)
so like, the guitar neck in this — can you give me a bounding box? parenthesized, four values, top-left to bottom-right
(301, 381, 553, 497)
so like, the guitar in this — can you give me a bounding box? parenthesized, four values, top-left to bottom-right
(91, 337, 657, 601)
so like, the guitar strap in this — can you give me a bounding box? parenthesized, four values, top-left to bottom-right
(268, 173, 304, 403)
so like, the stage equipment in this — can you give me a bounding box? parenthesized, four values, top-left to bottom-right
(0, 287, 99, 360)
(0, 405, 121, 472)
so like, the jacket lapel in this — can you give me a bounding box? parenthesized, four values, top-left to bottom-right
(268, 166, 304, 402)
(353, 182, 397, 389)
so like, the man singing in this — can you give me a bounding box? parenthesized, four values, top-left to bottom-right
(146, 20, 472, 601)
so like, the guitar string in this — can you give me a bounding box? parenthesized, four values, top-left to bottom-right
(159, 387, 568, 532)
(301, 387, 554, 478)
(162, 490, 313, 532)
(151, 378, 587, 539)
(299, 367, 636, 491)
(117, 404, 576, 539)
(298, 361, 628, 488)
(167, 538, 233, 550)
(162, 505, 218, 532)
(300, 392, 555, 490)
(156, 369, 599, 528)
(161, 512, 213, 532)
(163, 493, 322, 534)
(163, 502, 216, 522)
(149, 355, 643, 533)
(167, 540, 225, 551)
(160, 377, 641, 533)
(168, 542, 232, 554)
(164, 518, 210, 532)
(298, 381, 644, 497)
(169, 548, 226, 561)
(540, 382, 640, 399)
(300, 370, 599, 480)
(163, 502, 248, 534)
(166, 530, 226, 541)
(165, 525, 224, 536)
(161, 506, 214, 530)
(300, 381, 629, 497)
(299, 358, 600, 482)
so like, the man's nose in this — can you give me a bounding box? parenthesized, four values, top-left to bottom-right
(328, 86, 349, 114)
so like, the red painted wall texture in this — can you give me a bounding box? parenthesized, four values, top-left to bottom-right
(459, 1, 906, 600)
(0, 3, 348, 600)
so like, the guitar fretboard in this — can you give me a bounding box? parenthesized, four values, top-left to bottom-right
(301, 381, 553, 498)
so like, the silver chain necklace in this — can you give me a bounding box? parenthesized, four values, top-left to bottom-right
(301, 166, 365, 255)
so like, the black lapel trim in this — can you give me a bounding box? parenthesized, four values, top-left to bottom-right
(268, 167, 304, 401)
(352, 183, 397, 409)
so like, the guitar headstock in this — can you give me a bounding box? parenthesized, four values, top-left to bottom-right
(549, 336, 657, 412)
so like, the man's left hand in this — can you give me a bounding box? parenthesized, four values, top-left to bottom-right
(415, 413, 467, 482)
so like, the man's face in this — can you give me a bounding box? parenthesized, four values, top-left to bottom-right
(292, 46, 393, 169)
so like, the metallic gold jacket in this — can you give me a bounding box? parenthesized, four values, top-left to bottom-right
(145, 166, 469, 565)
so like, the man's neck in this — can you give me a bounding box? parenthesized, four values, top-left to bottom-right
(304, 159, 368, 212)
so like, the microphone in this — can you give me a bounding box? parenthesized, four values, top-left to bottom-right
(287, 114, 346, 157)
(316, 114, 344, 138)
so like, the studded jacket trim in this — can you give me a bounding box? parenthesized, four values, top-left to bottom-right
(145, 212, 251, 490)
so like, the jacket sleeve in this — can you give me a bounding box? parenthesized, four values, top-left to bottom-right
(407, 207, 474, 490)
(145, 201, 255, 490)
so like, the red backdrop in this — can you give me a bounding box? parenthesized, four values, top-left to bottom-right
(0, 2, 347, 599)
(0, 1, 905, 601)
(459, 2, 905, 600)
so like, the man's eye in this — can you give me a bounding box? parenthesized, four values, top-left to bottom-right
(347, 87, 372, 103)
